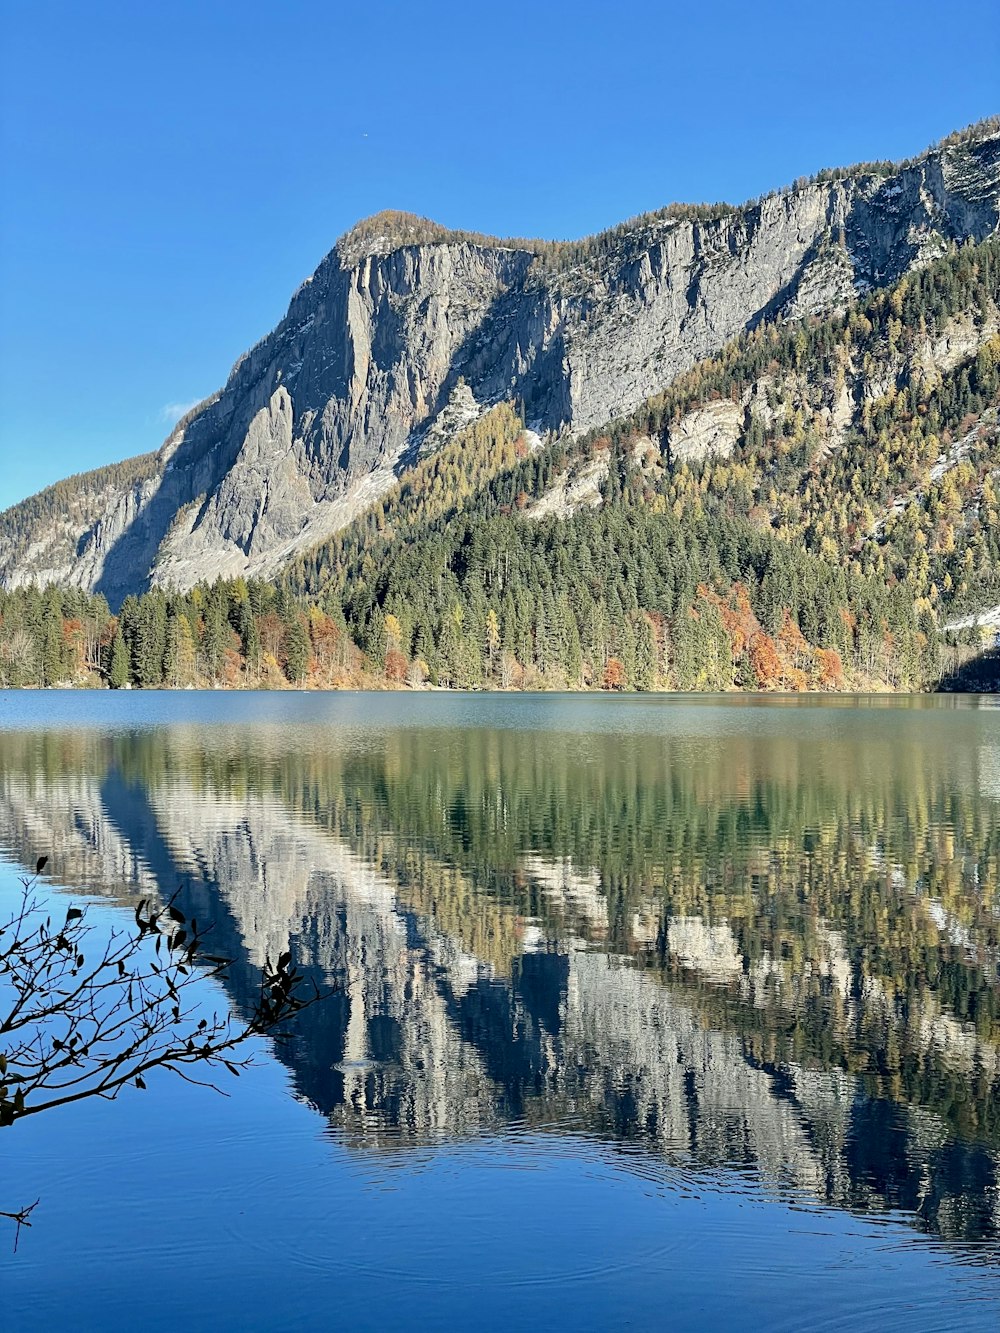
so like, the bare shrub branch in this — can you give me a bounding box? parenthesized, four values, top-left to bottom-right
(1, 856, 325, 1238)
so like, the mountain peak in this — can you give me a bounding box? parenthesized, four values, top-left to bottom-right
(336, 210, 458, 265)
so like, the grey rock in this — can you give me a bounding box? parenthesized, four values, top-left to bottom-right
(667, 399, 744, 463)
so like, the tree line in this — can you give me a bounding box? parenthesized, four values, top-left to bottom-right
(0, 579, 363, 690)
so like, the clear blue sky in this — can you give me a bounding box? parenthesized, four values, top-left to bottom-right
(1, 0, 997, 512)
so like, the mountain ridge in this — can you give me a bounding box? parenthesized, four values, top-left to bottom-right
(2, 119, 999, 608)
(332, 116, 1000, 268)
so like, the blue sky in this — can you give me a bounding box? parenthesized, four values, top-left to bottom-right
(0, 0, 997, 512)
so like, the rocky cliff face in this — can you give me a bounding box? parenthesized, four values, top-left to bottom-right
(3, 126, 999, 602)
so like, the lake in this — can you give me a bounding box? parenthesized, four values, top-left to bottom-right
(1, 690, 999, 1330)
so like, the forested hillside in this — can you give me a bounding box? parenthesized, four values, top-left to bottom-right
(1, 235, 998, 693)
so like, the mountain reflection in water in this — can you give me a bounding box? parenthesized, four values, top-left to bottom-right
(2, 697, 1000, 1260)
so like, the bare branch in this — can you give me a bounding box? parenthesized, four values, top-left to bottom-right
(0, 1199, 39, 1252)
(1, 865, 330, 1235)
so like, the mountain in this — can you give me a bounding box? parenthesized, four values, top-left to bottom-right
(2, 121, 999, 607)
(2, 217, 1000, 693)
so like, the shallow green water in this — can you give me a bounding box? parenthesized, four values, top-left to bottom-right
(1, 691, 999, 1329)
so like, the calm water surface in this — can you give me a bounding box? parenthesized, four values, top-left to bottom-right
(2, 691, 1000, 1330)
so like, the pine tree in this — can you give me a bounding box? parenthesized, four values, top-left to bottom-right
(109, 630, 130, 689)
(284, 618, 310, 684)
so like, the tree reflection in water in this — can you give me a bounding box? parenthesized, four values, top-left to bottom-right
(1, 701, 999, 1252)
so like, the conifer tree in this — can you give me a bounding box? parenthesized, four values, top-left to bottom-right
(108, 630, 130, 689)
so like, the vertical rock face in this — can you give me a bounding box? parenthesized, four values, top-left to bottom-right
(2, 126, 999, 602)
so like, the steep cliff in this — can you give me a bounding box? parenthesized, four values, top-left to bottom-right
(2, 123, 999, 603)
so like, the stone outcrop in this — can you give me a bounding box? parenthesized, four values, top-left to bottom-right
(667, 399, 744, 463)
(2, 126, 999, 603)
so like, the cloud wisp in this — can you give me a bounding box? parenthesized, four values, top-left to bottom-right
(159, 399, 203, 426)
